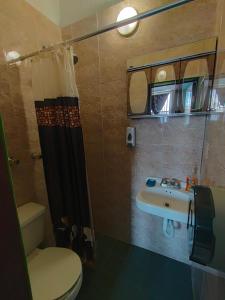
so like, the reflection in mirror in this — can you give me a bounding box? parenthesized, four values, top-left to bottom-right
(180, 56, 213, 113)
(150, 63, 180, 115)
(151, 83, 177, 114)
(211, 52, 225, 111)
(127, 38, 217, 118)
(128, 70, 148, 115)
(212, 78, 225, 109)
(127, 53, 216, 117)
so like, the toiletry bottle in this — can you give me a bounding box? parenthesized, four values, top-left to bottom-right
(192, 176, 198, 186)
(191, 166, 198, 186)
(185, 176, 191, 191)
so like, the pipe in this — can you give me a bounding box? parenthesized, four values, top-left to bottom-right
(6, 0, 194, 65)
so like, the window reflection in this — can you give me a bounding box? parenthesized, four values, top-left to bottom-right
(211, 77, 225, 111)
(151, 83, 176, 114)
(182, 81, 194, 113)
(180, 55, 214, 113)
(151, 62, 179, 115)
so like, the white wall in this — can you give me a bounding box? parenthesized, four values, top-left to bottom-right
(25, 0, 60, 25)
(59, 0, 121, 27)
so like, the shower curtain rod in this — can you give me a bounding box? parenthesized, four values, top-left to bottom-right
(7, 0, 194, 65)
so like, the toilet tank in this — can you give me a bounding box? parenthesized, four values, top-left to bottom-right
(17, 202, 46, 256)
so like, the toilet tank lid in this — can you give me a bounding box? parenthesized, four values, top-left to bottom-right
(17, 202, 46, 228)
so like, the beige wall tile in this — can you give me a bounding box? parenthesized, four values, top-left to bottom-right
(61, 25, 72, 41)
(201, 113, 225, 187)
(71, 15, 98, 38)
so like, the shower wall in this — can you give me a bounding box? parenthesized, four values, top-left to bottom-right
(0, 0, 61, 245)
(201, 0, 225, 187)
(62, 0, 220, 263)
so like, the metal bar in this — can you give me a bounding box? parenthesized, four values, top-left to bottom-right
(129, 110, 225, 119)
(67, 0, 194, 43)
(127, 50, 216, 72)
(7, 0, 194, 65)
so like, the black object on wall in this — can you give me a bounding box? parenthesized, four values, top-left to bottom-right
(0, 116, 32, 299)
(189, 185, 215, 265)
(35, 97, 94, 261)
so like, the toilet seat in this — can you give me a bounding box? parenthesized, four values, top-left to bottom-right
(27, 247, 82, 300)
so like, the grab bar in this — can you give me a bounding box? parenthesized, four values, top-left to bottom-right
(31, 153, 42, 160)
(8, 157, 20, 166)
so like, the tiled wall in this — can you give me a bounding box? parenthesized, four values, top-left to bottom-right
(0, 0, 224, 264)
(0, 0, 61, 245)
(62, 0, 220, 263)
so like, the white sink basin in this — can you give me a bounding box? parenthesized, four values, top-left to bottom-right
(136, 178, 193, 223)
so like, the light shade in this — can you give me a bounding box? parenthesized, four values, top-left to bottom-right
(157, 70, 167, 81)
(5, 50, 21, 62)
(117, 7, 138, 36)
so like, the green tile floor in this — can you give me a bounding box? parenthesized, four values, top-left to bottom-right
(77, 235, 193, 300)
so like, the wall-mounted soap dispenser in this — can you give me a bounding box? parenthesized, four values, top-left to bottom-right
(126, 127, 136, 147)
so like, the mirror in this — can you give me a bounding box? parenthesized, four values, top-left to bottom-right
(128, 70, 149, 115)
(127, 38, 217, 118)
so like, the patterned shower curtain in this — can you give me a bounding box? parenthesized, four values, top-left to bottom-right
(32, 47, 94, 261)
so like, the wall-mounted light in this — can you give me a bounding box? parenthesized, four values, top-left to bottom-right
(5, 51, 21, 64)
(116, 7, 138, 36)
(157, 70, 167, 82)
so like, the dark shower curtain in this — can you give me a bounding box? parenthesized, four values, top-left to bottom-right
(35, 96, 94, 261)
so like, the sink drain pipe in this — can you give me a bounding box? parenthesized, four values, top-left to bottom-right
(163, 219, 175, 238)
(163, 219, 181, 237)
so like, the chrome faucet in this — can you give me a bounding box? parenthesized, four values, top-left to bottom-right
(160, 177, 181, 189)
(170, 178, 181, 189)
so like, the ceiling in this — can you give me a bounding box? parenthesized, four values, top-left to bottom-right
(26, 0, 121, 27)
(25, 0, 60, 25)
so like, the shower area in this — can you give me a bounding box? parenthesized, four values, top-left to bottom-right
(1, 0, 225, 299)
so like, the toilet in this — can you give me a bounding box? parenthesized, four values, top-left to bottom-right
(17, 202, 82, 300)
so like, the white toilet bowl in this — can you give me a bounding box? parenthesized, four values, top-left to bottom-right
(17, 202, 83, 300)
(27, 247, 82, 300)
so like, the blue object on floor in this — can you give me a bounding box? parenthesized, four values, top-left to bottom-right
(77, 235, 193, 300)
(146, 178, 156, 187)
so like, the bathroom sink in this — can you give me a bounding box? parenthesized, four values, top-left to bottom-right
(136, 178, 193, 223)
